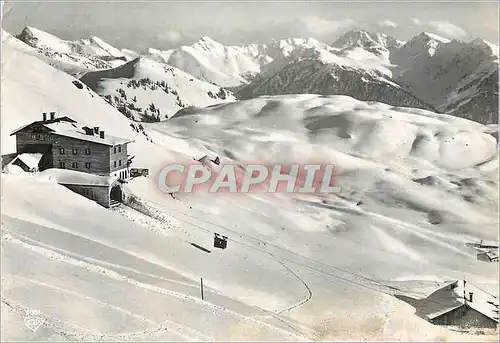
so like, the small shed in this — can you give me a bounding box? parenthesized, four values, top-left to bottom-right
(39, 169, 125, 208)
(10, 153, 44, 172)
(477, 250, 499, 262)
(428, 303, 498, 329)
(396, 280, 499, 330)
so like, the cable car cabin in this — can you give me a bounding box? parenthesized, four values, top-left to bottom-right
(214, 233, 228, 249)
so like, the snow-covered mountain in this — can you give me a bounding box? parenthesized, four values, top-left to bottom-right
(15, 26, 133, 76)
(165, 36, 264, 87)
(164, 37, 332, 87)
(11, 26, 500, 124)
(2, 25, 499, 341)
(13, 27, 236, 120)
(234, 30, 498, 123)
(391, 33, 499, 123)
(439, 60, 498, 124)
(237, 42, 434, 110)
(79, 56, 236, 121)
(332, 29, 404, 58)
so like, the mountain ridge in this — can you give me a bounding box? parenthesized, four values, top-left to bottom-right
(13, 25, 499, 124)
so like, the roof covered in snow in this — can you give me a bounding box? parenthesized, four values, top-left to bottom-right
(39, 168, 114, 186)
(10, 117, 132, 146)
(14, 153, 43, 169)
(425, 280, 499, 323)
(45, 121, 132, 146)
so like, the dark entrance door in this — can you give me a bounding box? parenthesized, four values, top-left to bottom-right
(110, 185, 122, 202)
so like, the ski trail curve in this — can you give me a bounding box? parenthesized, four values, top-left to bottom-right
(3, 230, 307, 340)
(273, 257, 313, 315)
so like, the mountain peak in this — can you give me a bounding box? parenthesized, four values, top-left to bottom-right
(469, 38, 499, 58)
(17, 26, 73, 54)
(332, 29, 399, 53)
(193, 36, 223, 50)
(416, 32, 450, 44)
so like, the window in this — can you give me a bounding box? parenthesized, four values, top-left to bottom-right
(60, 148, 65, 155)
(85, 162, 91, 169)
(72, 162, 78, 169)
(59, 162, 65, 169)
(118, 146, 122, 153)
(114, 161, 117, 167)
(37, 134, 42, 140)
(114, 147, 117, 154)
(31, 134, 36, 140)
(85, 148, 91, 155)
(119, 160, 122, 166)
(72, 148, 78, 155)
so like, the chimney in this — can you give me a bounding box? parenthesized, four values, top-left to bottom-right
(100, 131, 105, 139)
(50, 112, 56, 120)
(42, 112, 47, 121)
(83, 127, 94, 135)
(94, 127, 99, 134)
(469, 292, 473, 302)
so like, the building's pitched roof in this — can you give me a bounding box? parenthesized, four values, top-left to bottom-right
(9, 117, 77, 136)
(14, 153, 44, 170)
(45, 122, 132, 146)
(39, 169, 113, 186)
(427, 303, 465, 321)
(466, 283, 499, 322)
(425, 280, 499, 323)
(10, 117, 132, 146)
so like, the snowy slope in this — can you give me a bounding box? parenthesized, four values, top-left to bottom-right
(2, 29, 499, 341)
(0, 31, 174, 170)
(15, 26, 131, 76)
(79, 56, 236, 120)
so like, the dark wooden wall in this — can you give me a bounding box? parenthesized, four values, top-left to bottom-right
(109, 143, 128, 173)
(16, 131, 53, 154)
(63, 184, 110, 207)
(14, 124, 131, 177)
(52, 134, 111, 175)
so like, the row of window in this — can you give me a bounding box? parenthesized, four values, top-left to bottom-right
(60, 148, 91, 155)
(60, 162, 92, 169)
(59, 147, 123, 155)
(31, 133, 53, 141)
(59, 160, 123, 169)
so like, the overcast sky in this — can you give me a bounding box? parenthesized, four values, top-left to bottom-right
(1, 1, 498, 51)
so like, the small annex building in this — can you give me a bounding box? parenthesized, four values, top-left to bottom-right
(396, 280, 498, 330)
(40, 169, 126, 208)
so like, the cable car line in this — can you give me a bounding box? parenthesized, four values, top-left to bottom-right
(168, 210, 459, 310)
(164, 205, 403, 291)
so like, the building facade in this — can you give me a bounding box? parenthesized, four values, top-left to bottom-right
(10, 112, 133, 180)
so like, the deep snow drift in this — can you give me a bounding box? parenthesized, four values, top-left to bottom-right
(2, 27, 499, 341)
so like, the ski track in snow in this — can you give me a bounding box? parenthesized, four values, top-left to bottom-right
(114, 200, 314, 319)
(2, 229, 308, 341)
(273, 258, 313, 315)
